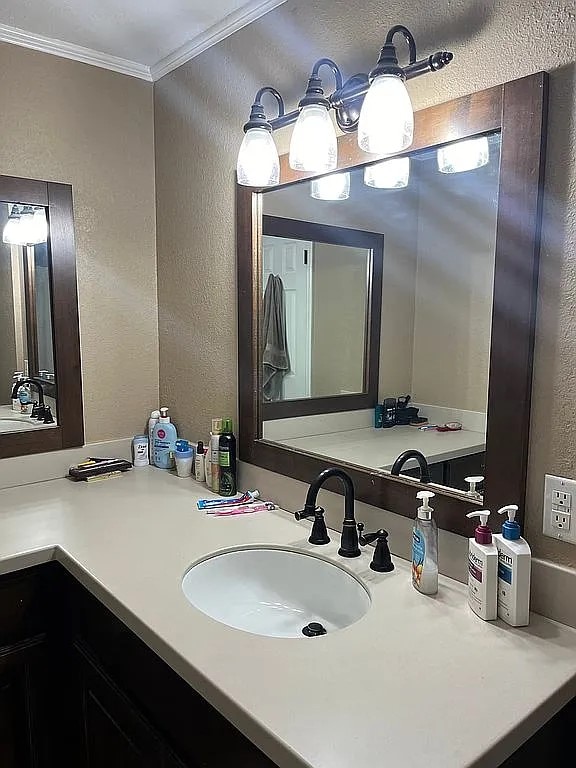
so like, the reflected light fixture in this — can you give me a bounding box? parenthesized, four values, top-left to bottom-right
(310, 171, 350, 200)
(364, 157, 410, 188)
(2, 205, 48, 245)
(437, 136, 490, 174)
(237, 26, 453, 186)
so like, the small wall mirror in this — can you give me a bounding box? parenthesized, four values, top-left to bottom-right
(0, 176, 83, 458)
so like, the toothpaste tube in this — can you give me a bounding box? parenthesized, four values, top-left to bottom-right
(197, 489, 259, 510)
(207, 502, 276, 516)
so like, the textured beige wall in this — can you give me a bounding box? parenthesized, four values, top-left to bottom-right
(0, 43, 158, 441)
(311, 243, 367, 396)
(154, 0, 576, 566)
(410, 158, 498, 412)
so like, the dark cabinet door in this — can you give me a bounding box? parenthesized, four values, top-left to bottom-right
(0, 637, 51, 768)
(72, 641, 185, 768)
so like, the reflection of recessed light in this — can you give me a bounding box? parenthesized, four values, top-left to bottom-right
(364, 157, 410, 188)
(437, 136, 489, 173)
(310, 172, 350, 200)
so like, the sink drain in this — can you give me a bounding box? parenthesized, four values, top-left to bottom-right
(302, 622, 327, 637)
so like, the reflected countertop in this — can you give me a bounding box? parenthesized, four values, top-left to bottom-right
(272, 424, 485, 471)
(0, 403, 58, 432)
(0, 468, 574, 768)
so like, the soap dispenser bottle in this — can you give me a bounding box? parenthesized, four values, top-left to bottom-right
(412, 491, 438, 595)
(466, 511, 498, 621)
(493, 505, 531, 627)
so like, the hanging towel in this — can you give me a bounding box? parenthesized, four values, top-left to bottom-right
(262, 274, 291, 401)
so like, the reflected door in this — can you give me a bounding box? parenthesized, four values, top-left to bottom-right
(262, 235, 312, 399)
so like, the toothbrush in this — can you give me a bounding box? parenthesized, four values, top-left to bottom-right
(197, 490, 260, 510)
(207, 502, 276, 516)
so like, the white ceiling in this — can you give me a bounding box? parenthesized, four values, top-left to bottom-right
(0, 0, 286, 80)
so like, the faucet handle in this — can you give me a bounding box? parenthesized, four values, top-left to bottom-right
(295, 505, 330, 546)
(357, 523, 394, 573)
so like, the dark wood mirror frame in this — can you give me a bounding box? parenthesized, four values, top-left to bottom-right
(261, 214, 383, 421)
(0, 174, 84, 459)
(237, 72, 548, 536)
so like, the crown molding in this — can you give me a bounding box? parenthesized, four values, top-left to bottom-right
(0, 23, 153, 81)
(150, 0, 287, 81)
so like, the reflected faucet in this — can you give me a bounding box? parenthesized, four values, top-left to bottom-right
(11, 377, 45, 406)
(391, 450, 431, 484)
(296, 467, 361, 558)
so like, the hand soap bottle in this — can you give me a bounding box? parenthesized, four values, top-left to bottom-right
(152, 407, 178, 469)
(412, 490, 438, 595)
(466, 511, 498, 621)
(493, 505, 531, 627)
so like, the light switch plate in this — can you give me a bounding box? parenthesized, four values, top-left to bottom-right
(543, 474, 576, 544)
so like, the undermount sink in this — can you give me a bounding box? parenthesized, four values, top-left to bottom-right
(181, 546, 371, 638)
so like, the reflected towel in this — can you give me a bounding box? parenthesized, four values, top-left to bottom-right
(262, 274, 290, 401)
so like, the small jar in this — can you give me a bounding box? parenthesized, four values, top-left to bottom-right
(132, 435, 149, 467)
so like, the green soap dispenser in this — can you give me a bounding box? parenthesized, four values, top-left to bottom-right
(412, 490, 438, 595)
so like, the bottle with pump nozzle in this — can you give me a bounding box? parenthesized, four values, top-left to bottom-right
(466, 510, 498, 620)
(412, 490, 438, 595)
(194, 441, 206, 482)
(493, 505, 531, 626)
(152, 407, 178, 469)
(465, 475, 484, 500)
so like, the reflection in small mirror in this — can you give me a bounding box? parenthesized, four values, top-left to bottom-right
(259, 132, 502, 497)
(0, 202, 57, 434)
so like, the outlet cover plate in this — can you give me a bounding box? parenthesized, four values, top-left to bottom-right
(543, 474, 576, 544)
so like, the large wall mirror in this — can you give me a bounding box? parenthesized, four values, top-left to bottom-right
(237, 73, 548, 536)
(0, 176, 83, 458)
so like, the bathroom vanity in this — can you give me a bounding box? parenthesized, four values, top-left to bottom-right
(0, 469, 574, 768)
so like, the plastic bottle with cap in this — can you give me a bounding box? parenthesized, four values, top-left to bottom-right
(152, 407, 178, 469)
(411, 490, 438, 595)
(493, 504, 531, 626)
(174, 439, 194, 478)
(465, 475, 484, 500)
(466, 510, 498, 620)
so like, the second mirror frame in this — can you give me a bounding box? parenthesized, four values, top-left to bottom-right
(237, 72, 548, 536)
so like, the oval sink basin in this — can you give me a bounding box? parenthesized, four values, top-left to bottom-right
(182, 546, 371, 638)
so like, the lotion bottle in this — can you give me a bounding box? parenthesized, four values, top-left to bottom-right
(194, 441, 206, 482)
(412, 490, 438, 595)
(466, 511, 498, 621)
(493, 505, 531, 627)
(152, 407, 177, 469)
(210, 418, 222, 493)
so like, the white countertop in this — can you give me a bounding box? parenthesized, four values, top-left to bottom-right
(0, 468, 574, 768)
(273, 425, 485, 471)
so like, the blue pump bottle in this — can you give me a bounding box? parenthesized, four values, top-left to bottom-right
(152, 407, 177, 469)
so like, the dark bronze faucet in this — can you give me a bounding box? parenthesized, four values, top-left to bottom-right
(390, 450, 431, 483)
(295, 467, 361, 558)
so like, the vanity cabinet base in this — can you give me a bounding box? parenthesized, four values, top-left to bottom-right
(0, 561, 571, 768)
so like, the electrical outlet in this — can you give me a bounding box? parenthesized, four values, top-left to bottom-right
(543, 474, 576, 544)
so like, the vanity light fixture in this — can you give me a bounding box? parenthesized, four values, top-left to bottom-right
(364, 157, 410, 189)
(2, 207, 21, 245)
(310, 171, 350, 200)
(437, 136, 490, 174)
(237, 25, 453, 185)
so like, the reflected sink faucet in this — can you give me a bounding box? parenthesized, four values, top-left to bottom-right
(296, 467, 361, 558)
(391, 450, 431, 483)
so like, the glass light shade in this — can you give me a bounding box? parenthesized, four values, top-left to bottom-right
(358, 74, 414, 154)
(364, 157, 410, 189)
(289, 104, 337, 173)
(437, 136, 490, 173)
(30, 208, 48, 244)
(310, 171, 350, 200)
(236, 127, 279, 187)
(2, 216, 21, 244)
(17, 210, 36, 244)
